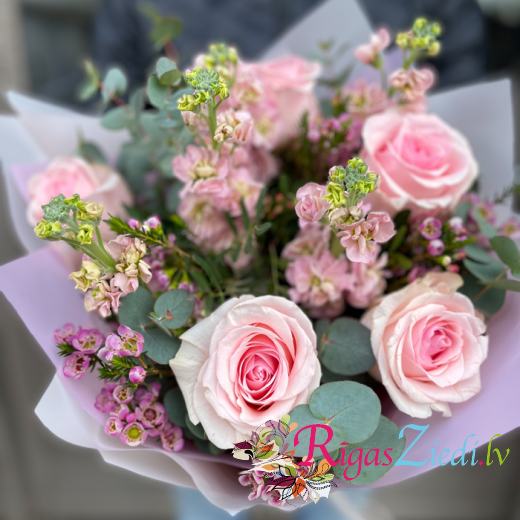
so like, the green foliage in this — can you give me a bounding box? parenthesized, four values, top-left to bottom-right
(147, 75, 168, 109)
(185, 414, 206, 439)
(480, 279, 520, 292)
(319, 318, 376, 376)
(163, 387, 188, 428)
(459, 273, 505, 315)
(156, 57, 182, 85)
(154, 289, 195, 329)
(463, 257, 504, 282)
(101, 68, 127, 103)
(333, 416, 406, 485)
(490, 236, 520, 277)
(101, 107, 132, 130)
(98, 356, 138, 382)
(464, 243, 494, 264)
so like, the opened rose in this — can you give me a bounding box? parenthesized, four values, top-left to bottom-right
(169, 295, 321, 449)
(362, 272, 488, 418)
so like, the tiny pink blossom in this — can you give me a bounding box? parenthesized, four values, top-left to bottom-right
(427, 239, 445, 256)
(238, 471, 265, 501)
(54, 323, 76, 344)
(160, 423, 184, 452)
(104, 417, 124, 437)
(71, 327, 104, 354)
(113, 385, 134, 404)
(128, 218, 140, 230)
(144, 215, 161, 230)
(500, 217, 520, 240)
(120, 421, 148, 447)
(95, 387, 117, 413)
(408, 265, 428, 282)
(294, 182, 330, 223)
(129, 366, 147, 384)
(117, 325, 145, 357)
(354, 28, 391, 64)
(63, 352, 89, 380)
(420, 217, 442, 240)
(111, 403, 130, 421)
(448, 216, 466, 235)
(136, 402, 166, 432)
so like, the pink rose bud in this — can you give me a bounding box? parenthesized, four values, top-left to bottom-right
(104, 417, 124, 437)
(427, 239, 445, 257)
(420, 217, 442, 240)
(144, 216, 161, 229)
(295, 183, 330, 223)
(129, 366, 147, 384)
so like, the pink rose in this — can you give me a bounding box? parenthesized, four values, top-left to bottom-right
(295, 183, 330, 223)
(362, 110, 478, 217)
(286, 251, 353, 318)
(354, 28, 391, 64)
(170, 295, 321, 448)
(361, 273, 488, 418)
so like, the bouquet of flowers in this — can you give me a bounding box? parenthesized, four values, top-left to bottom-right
(2, 8, 520, 514)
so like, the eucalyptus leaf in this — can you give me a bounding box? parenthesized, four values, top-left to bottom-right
(490, 236, 520, 276)
(151, 17, 182, 44)
(147, 75, 168, 109)
(154, 289, 195, 329)
(472, 209, 497, 238)
(185, 414, 206, 440)
(101, 107, 131, 130)
(333, 416, 405, 485)
(102, 68, 127, 103)
(163, 387, 187, 428)
(453, 201, 471, 220)
(479, 278, 520, 292)
(156, 57, 182, 84)
(321, 318, 375, 376)
(118, 287, 155, 331)
(463, 258, 505, 282)
(142, 328, 181, 364)
(464, 243, 493, 264)
(459, 273, 505, 315)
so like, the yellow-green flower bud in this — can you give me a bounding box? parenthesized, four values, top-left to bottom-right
(77, 223, 94, 245)
(396, 32, 410, 48)
(35, 220, 53, 238)
(428, 41, 441, 56)
(218, 77, 229, 99)
(64, 194, 81, 206)
(77, 201, 104, 221)
(69, 260, 101, 292)
(431, 23, 441, 36)
(413, 18, 427, 31)
(323, 182, 347, 208)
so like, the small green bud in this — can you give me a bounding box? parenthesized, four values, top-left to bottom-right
(431, 23, 442, 36)
(77, 201, 104, 221)
(77, 223, 94, 245)
(396, 32, 410, 48)
(428, 41, 441, 56)
(35, 220, 54, 239)
(323, 182, 347, 208)
(413, 18, 427, 30)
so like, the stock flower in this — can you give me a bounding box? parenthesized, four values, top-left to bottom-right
(63, 352, 89, 380)
(120, 421, 148, 447)
(84, 279, 122, 317)
(172, 146, 229, 187)
(294, 183, 330, 223)
(361, 272, 488, 418)
(281, 223, 331, 261)
(104, 417, 124, 437)
(354, 28, 391, 64)
(338, 212, 395, 263)
(160, 423, 185, 452)
(129, 366, 147, 384)
(389, 67, 435, 102)
(170, 295, 321, 449)
(71, 327, 104, 354)
(54, 323, 76, 343)
(286, 251, 353, 318)
(344, 81, 389, 118)
(69, 261, 102, 292)
(362, 111, 478, 217)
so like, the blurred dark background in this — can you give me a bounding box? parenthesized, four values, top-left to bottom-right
(1, 1, 520, 519)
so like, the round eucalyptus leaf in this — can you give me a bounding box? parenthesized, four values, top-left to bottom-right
(163, 387, 187, 428)
(101, 107, 131, 130)
(310, 381, 381, 444)
(118, 287, 155, 332)
(321, 318, 376, 376)
(185, 414, 206, 440)
(154, 289, 195, 329)
(143, 328, 180, 364)
(490, 236, 520, 277)
(147, 75, 168, 109)
(333, 416, 405, 485)
(102, 68, 127, 102)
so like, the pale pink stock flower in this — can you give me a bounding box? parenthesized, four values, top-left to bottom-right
(170, 295, 321, 449)
(295, 183, 330, 223)
(84, 279, 122, 317)
(281, 223, 331, 261)
(286, 251, 353, 318)
(354, 28, 391, 64)
(216, 110, 255, 143)
(172, 145, 229, 188)
(389, 68, 435, 102)
(347, 249, 388, 309)
(344, 81, 389, 118)
(362, 272, 488, 418)
(338, 212, 395, 263)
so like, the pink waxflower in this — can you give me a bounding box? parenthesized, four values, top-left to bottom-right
(160, 423, 184, 452)
(111, 403, 130, 421)
(143, 215, 161, 230)
(172, 145, 229, 189)
(354, 28, 391, 64)
(347, 249, 388, 309)
(281, 223, 331, 261)
(129, 366, 147, 384)
(286, 251, 353, 318)
(408, 265, 428, 282)
(500, 217, 520, 239)
(448, 216, 466, 235)
(95, 387, 117, 413)
(63, 352, 89, 380)
(104, 417, 124, 437)
(100, 325, 144, 360)
(136, 402, 166, 433)
(120, 421, 148, 447)
(71, 327, 104, 354)
(338, 212, 396, 263)
(54, 323, 76, 344)
(238, 471, 265, 501)
(468, 193, 497, 225)
(427, 239, 445, 256)
(295, 183, 330, 223)
(113, 384, 134, 404)
(420, 217, 442, 240)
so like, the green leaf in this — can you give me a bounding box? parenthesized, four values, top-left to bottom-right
(102, 68, 127, 103)
(163, 387, 187, 428)
(129, 88, 144, 113)
(255, 186, 268, 223)
(194, 255, 223, 298)
(388, 225, 406, 253)
(156, 57, 182, 84)
(309, 381, 380, 444)
(231, 242, 241, 262)
(78, 140, 106, 164)
(101, 107, 131, 130)
(154, 289, 195, 329)
(472, 208, 497, 238)
(490, 236, 520, 276)
(147, 75, 168, 109)
(320, 318, 376, 376)
(151, 17, 183, 44)
(464, 243, 493, 264)
(255, 222, 272, 236)
(333, 416, 405, 485)
(240, 198, 250, 230)
(314, 319, 329, 348)
(223, 212, 238, 235)
(188, 268, 210, 293)
(77, 79, 98, 101)
(459, 273, 505, 315)
(185, 414, 206, 440)
(393, 252, 414, 270)
(142, 327, 181, 364)
(165, 181, 183, 213)
(453, 201, 471, 220)
(479, 278, 520, 292)
(463, 258, 505, 282)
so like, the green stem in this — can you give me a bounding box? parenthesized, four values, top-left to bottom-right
(206, 99, 218, 149)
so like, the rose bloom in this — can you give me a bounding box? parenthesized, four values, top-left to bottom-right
(295, 183, 330, 223)
(27, 157, 132, 225)
(361, 272, 488, 418)
(362, 110, 478, 217)
(170, 295, 321, 449)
